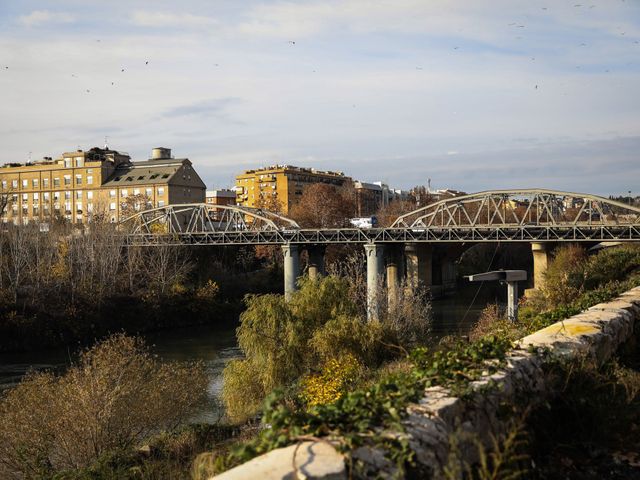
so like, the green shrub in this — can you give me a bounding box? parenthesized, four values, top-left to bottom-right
(542, 244, 587, 308)
(222, 275, 432, 422)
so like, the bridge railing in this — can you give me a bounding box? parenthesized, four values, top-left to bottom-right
(392, 189, 640, 229)
(120, 203, 300, 235)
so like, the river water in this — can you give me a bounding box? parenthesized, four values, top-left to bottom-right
(0, 283, 501, 422)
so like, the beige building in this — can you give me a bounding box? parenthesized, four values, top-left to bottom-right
(235, 165, 351, 214)
(0, 146, 206, 225)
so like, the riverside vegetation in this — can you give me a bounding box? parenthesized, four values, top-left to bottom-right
(1, 244, 639, 478)
(210, 244, 640, 478)
(0, 221, 280, 352)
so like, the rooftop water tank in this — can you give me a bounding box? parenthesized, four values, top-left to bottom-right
(151, 147, 171, 160)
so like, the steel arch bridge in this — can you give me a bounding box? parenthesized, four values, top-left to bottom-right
(121, 189, 640, 246)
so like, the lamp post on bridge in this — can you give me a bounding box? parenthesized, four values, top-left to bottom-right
(466, 270, 527, 322)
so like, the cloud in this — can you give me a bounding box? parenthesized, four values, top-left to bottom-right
(18, 10, 75, 27)
(130, 11, 219, 28)
(162, 98, 241, 118)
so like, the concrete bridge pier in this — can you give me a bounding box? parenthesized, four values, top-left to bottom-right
(531, 242, 550, 291)
(365, 243, 385, 321)
(282, 244, 300, 301)
(385, 244, 405, 311)
(405, 243, 432, 290)
(306, 245, 326, 280)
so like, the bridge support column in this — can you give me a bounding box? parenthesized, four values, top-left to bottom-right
(365, 243, 385, 322)
(405, 243, 432, 290)
(282, 244, 300, 301)
(307, 245, 326, 281)
(386, 245, 404, 311)
(531, 242, 550, 291)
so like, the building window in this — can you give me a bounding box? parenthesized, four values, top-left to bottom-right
(11, 180, 18, 188)
(87, 176, 93, 185)
(32, 207, 39, 215)
(158, 200, 165, 207)
(33, 193, 39, 202)
(74, 157, 83, 167)
(64, 191, 71, 200)
(53, 192, 60, 201)
(22, 193, 28, 202)
(145, 188, 152, 197)
(87, 191, 93, 200)
(22, 179, 28, 188)
(32, 179, 38, 188)
(63, 175, 71, 186)
(1, 181, 5, 190)
(43, 178, 49, 188)
(75, 174, 82, 185)
(121, 189, 128, 197)
(64, 202, 72, 214)
(76, 202, 82, 213)
(43, 192, 50, 202)
(76, 191, 82, 199)
(53, 178, 60, 187)
(133, 188, 140, 195)
(64, 158, 72, 168)
(109, 203, 116, 211)
(109, 190, 116, 198)
(88, 203, 94, 213)
(157, 187, 165, 196)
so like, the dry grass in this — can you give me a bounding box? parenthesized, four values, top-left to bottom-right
(0, 334, 208, 479)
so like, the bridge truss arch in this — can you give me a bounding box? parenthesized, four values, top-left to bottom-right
(391, 189, 640, 229)
(120, 203, 299, 235)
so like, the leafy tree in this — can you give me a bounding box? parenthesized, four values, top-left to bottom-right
(288, 183, 356, 228)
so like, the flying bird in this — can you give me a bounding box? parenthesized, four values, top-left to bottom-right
(145, 61, 149, 65)
(121, 68, 125, 72)
(288, 41, 295, 45)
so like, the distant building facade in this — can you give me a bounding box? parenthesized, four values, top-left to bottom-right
(354, 181, 409, 216)
(0, 146, 206, 225)
(235, 165, 351, 214)
(206, 189, 236, 206)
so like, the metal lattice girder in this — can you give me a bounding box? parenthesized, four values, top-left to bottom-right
(121, 191, 640, 247)
(120, 203, 300, 235)
(391, 189, 640, 229)
(125, 225, 640, 246)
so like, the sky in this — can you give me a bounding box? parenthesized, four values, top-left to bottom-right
(0, 0, 639, 195)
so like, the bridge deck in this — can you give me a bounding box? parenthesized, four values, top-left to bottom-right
(126, 225, 640, 246)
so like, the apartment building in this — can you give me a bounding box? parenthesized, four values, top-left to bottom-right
(205, 189, 236, 207)
(235, 165, 351, 214)
(0, 146, 206, 225)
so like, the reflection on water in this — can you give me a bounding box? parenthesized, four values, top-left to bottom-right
(431, 282, 506, 338)
(145, 324, 240, 423)
(0, 285, 513, 424)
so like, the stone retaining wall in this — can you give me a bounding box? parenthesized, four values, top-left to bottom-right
(212, 286, 640, 480)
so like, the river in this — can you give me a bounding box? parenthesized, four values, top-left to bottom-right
(0, 282, 502, 422)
